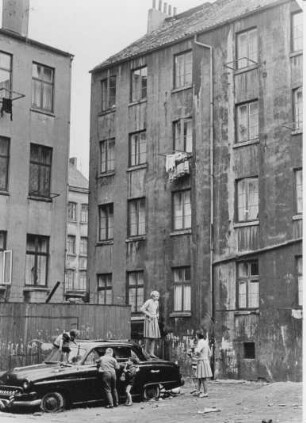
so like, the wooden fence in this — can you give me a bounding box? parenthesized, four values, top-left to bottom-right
(0, 303, 130, 371)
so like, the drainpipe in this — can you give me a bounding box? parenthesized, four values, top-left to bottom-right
(194, 35, 215, 366)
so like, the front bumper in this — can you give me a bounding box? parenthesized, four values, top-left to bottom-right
(0, 391, 41, 410)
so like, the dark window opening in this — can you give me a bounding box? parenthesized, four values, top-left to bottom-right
(244, 342, 255, 359)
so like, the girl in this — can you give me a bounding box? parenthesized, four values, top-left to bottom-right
(194, 331, 212, 398)
(141, 291, 161, 356)
(122, 355, 140, 406)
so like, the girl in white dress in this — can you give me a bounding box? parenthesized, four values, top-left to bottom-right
(194, 331, 212, 397)
(141, 291, 161, 356)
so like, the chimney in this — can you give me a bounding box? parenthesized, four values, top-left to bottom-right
(147, 0, 175, 34)
(69, 157, 78, 168)
(2, 0, 29, 37)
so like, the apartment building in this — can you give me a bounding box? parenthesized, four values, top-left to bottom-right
(88, 0, 302, 381)
(65, 158, 89, 303)
(0, 0, 72, 302)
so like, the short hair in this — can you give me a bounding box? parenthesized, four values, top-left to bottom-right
(106, 347, 113, 355)
(196, 331, 204, 339)
(150, 290, 159, 298)
(69, 330, 78, 338)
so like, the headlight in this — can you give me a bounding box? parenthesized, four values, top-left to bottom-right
(23, 380, 30, 390)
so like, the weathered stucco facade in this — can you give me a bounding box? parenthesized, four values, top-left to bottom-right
(88, 0, 302, 381)
(0, 2, 72, 303)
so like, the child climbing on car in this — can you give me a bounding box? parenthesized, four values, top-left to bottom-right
(121, 355, 140, 406)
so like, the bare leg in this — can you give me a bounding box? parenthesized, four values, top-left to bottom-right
(203, 378, 208, 394)
(126, 385, 132, 405)
(149, 339, 156, 356)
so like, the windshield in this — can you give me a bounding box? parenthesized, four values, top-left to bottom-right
(44, 345, 87, 365)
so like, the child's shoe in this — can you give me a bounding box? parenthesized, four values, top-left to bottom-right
(199, 393, 208, 398)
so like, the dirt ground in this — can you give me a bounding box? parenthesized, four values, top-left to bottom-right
(0, 379, 303, 423)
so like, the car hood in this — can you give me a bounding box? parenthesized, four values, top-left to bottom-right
(0, 363, 80, 385)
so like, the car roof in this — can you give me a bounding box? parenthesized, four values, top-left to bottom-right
(75, 340, 139, 348)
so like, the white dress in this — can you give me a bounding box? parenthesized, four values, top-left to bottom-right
(141, 299, 161, 339)
(195, 338, 212, 378)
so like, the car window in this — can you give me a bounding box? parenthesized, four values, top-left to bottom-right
(112, 346, 132, 362)
(84, 350, 100, 365)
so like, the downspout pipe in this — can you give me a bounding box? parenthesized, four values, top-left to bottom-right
(194, 34, 215, 363)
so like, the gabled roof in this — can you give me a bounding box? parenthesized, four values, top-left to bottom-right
(68, 162, 89, 191)
(91, 0, 287, 73)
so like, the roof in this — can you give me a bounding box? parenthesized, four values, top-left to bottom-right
(0, 28, 73, 58)
(91, 0, 288, 73)
(68, 162, 89, 191)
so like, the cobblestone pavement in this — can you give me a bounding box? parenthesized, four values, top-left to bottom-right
(0, 380, 302, 423)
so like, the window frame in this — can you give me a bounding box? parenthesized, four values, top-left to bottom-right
(98, 203, 114, 241)
(291, 12, 303, 52)
(236, 27, 258, 70)
(293, 87, 303, 131)
(101, 75, 117, 112)
(0, 231, 12, 285)
(127, 270, 144, 313)
(97, 273, 113, 304)
(173, 266, 191, 312)
(130, 66, 147, 103)
(172, 189, 192, 231)
(68, 202, 77, 222)
(235, 100, 259, 143)
(99, 138, 115, 174)
(294, 168, 302, 214)
(65, 269, 75, 291)
(80, 236, 88, 256)
(0, 50, 12, 99)
(236, 260, 259, 310)
(32, 62, 54, 113)
(174, 50, 192, 89)
(173, 118, 193, 153)
(29, 143, 52, 199)
(296, 256, 303, 307)
(236, 177, 259, 223)
(128, 197, 146, 237)
(80, 203, 89, 223)
(25, 234, 49, 287)
(0, 136, 10, 192)
(67, 235, 76, 256)
(129, 130, 147, 167)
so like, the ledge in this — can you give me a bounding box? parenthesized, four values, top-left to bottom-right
(234, 221, 259, 228)
(126, 236, 146, 243)
(291, 128, 303, 136)
(171, 85, 192, 94)
(292, 214, 302, 221)
(234, 309, 259, 316)
(127, 164, 147, 172)
(30, 108, 55, 118)
(96, 240, 114, 246)
(97, 171, 116, 179)
(131, 315, 145, 321)
(169, 312, 192, 318)
(234, 64, 258, 75)
(28, 195, 52, 203)
(23, 287, 49, 292)
(128, 98, 147, 107)
(233, 139, 259, 149)
(170, 229, 192, 236)
(98, 107, 116, 117)
(0, 191, 9, 197)
(289, 51, 303, 58)
(0, 285, 8, 290)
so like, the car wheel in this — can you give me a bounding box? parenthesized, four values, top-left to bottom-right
(40, 391, 65, 413)
(143, 384, 160, 401)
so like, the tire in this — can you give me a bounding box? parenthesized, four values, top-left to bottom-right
(40, 391, 65, 413)
(143, 384, 160, 401)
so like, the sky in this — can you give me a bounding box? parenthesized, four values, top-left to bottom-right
(0, 0, 213, 178)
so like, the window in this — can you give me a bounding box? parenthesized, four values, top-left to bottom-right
(0, 136, 9, 191)
(29, 144, 52, 198)
(173, 267, 191, 312)
(174, 51, 192, 89)
(101, 75, 116, 111)
(237, 260, 259, 309)
(0, 51, 12, 98)
(173, 118, 192, 153)
(131, 66, 147, 102)
(295, 169, 302, 214)
(79, 257, 87, 269)
(32, 62, 54, 112)
(99, 203, 114, 241)
(244, 342, 255, 359)
(236, 178, 259, 222)
(236, 28, 258, 69)
(173, 190, 191, 230)
(129, 131, 147, 166)
(67, 235, 76, 255)
(79, 271, 87, 291)
(100, 139, 115, 173)
(297, 256, 302, 306)
(0, 231, 11, 285)
(68, 202, 77, 221)
(127, 271, 144, 313)
(25, 235, 49, 286)
(81, 204, 88, 223)
(128, 198, 146, 237)
(236, 101, 258, 143)
(293, 87, 303, 131)
(97, 273, 112, 304)
(292, 12, 303, 52)
(80, 237, 88, 256)
(65, 269, 75, 291)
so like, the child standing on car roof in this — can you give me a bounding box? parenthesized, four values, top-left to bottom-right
(122, 355, 140, 406)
